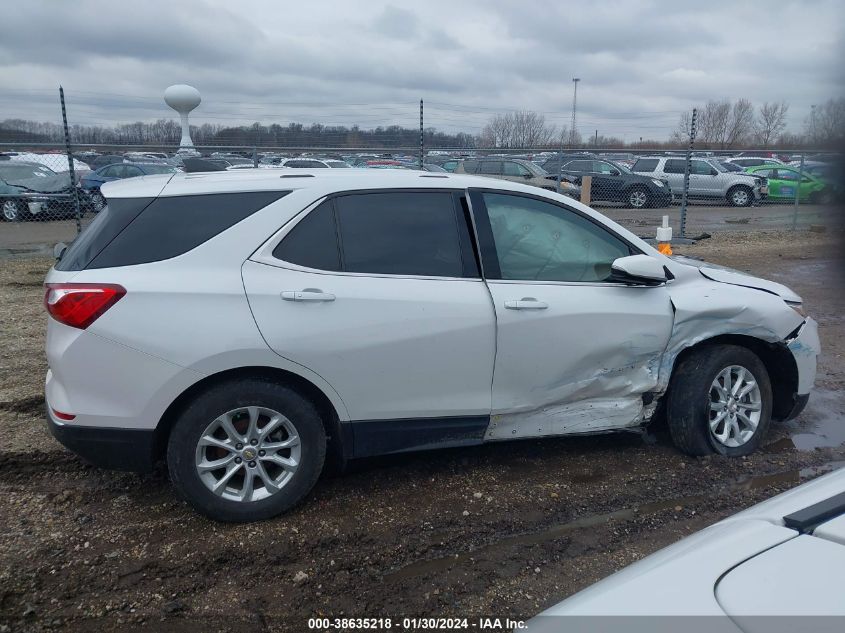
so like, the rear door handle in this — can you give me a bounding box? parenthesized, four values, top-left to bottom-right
(281, 290, 336, 302)
(504, 298, 548, 310)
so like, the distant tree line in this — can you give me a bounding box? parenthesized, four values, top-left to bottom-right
(670, 97, 844, 149)
(1, 97, 841, 149)
(0, 118, 475, 149)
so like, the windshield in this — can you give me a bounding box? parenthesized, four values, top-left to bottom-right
(140, 164, 177, 174)
(0, 163, 57, 180)
(708, 159, 728, 173)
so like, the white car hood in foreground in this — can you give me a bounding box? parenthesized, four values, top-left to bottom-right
(530, 467, 845, 629)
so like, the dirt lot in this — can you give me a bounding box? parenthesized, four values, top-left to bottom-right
(1, 229, 844, 632)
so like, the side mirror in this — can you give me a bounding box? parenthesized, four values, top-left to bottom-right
(611, 169, 621, 176)
(609, 255, 667, 285)
(53, 242, 68, 261)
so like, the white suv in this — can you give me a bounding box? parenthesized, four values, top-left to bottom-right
(44, 169, 819, 521)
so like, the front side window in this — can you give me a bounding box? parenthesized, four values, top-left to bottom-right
(481, 193, 630, 282)
(691, 160, 715, 175)
(461, 160, 479, 173)
(776, 169, 799, 182)
(565, 160, 593, 173)
(335, 192, 464, 277)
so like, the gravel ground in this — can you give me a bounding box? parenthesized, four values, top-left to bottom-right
(1, 229, 844, 632)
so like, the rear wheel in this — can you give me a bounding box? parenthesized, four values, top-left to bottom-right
(167, 379, 326, 522)
(2, 199, 24, 222)
(667, 344, 772, 457)
(727, 185, 753, 207)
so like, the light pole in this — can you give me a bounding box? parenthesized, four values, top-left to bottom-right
(569, 78, 580, 147)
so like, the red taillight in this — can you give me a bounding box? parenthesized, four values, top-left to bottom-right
(52, 408, 75, 421)
(44, 283, 126, 329)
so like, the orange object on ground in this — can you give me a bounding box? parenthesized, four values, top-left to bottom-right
(657, 242, 673, 255)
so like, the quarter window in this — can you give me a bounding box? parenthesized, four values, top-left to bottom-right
(272, 200, 340, 271)
(481, 193, 630, 282)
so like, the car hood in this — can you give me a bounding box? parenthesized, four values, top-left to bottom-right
(670, 255, 802, 303)
(3, 174, 76, 194)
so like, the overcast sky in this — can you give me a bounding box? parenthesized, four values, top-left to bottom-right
(1, 0, 843, 140)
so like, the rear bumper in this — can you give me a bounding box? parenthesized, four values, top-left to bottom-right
(46, 410, 156, 472)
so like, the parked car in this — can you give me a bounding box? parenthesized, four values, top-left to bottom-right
(80, 162, 178, 211)
(530, 466, 845, 627)
(723, 157, 785, 168)
(744, 165, 836, 204)
(89, 154, 124, 170)
(454, 158, 580, 197)
(45, 170, 818, 521)
(8, 151, 90, 173)
(1, 161, 90, 221)
(544, 157, 671, 208)
(632, 156, 767, 206)
(280, 158, 333, 168)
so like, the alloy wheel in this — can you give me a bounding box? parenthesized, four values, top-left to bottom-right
(731, 189, 749, 206)
(708, 365, 762, 448)
(2, 200, 19, 221)
(629, 190, 648, 208)
(194, 406, 301, 502)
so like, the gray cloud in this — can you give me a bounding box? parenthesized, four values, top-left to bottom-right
(0, 0, 842, 140)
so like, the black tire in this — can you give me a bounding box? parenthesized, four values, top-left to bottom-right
(666, 344, 772, 457)
(1, 199, 25, 222)
(626, 186, 650, 209)
(167, 378, 327, 522)
(727, 185, 753, 207)
(90, 191, 106, 213)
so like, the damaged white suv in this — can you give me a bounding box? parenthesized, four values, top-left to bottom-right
(44, 169, 819, 521)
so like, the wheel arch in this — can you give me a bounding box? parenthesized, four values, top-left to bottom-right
(153, 366, 350, 466)
(667, 334, 798, 421)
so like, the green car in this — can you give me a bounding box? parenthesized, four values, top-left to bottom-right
(744, 165, 834, 203)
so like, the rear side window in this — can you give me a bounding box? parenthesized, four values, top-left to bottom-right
(56, 197, 154, 271)
(461, 160, 479, 173)
(664, 159, 687, 174)
(272, 200, 340, 271)
(59, 191, 289, 270)
(335, 192, 464, 277)
(632, 158, 659, 172)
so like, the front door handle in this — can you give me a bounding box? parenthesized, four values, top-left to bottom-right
(504, 298, 548, 310)
(281, 290, 336, 302)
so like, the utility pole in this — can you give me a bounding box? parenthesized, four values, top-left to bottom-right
(569, 78, 580, 147)
(594, 129, 598, 147)
(810, 104, 817, 144)
(419, 99, 424, 169)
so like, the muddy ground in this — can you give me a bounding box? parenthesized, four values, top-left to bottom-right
(0, 229, 844, 632)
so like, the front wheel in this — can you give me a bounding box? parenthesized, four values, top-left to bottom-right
(667, 344, 772, 457)
(727, 185, 753, 207)
(626, 186, 649, 209)
(90, 191, 106, 213)
(2, 199, 25, 222)
(167, 379, 327, 522)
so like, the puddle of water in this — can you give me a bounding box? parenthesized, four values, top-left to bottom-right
(384, 463, 842, 583)
(788, 389, 845, 451)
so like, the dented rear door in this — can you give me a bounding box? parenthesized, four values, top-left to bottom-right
(469, 189, 674, 439)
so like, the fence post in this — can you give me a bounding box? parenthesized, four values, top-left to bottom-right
(791, 153, 804, 231)
(419, 99, 424, 169)
(59, 86, 82, 236)
(253, 147, 258, 168)
(679, 108, 697, 238)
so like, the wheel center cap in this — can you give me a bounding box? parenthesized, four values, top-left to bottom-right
(242, 447, 257, 460)
(728, 400, 738, 413)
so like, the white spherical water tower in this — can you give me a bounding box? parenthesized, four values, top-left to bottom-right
(164, 84, 201, 154)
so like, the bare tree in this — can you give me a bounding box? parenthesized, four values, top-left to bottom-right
(754, 101, 789, 146)
(481, 111, 559, 148)
(672, 99, 755, 148)
(805, 98, 845, 146)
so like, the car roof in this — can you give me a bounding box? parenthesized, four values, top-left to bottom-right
(101, 166, 562, 199)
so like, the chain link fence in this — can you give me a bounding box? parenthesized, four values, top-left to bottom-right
(1, 141, 841, 256)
